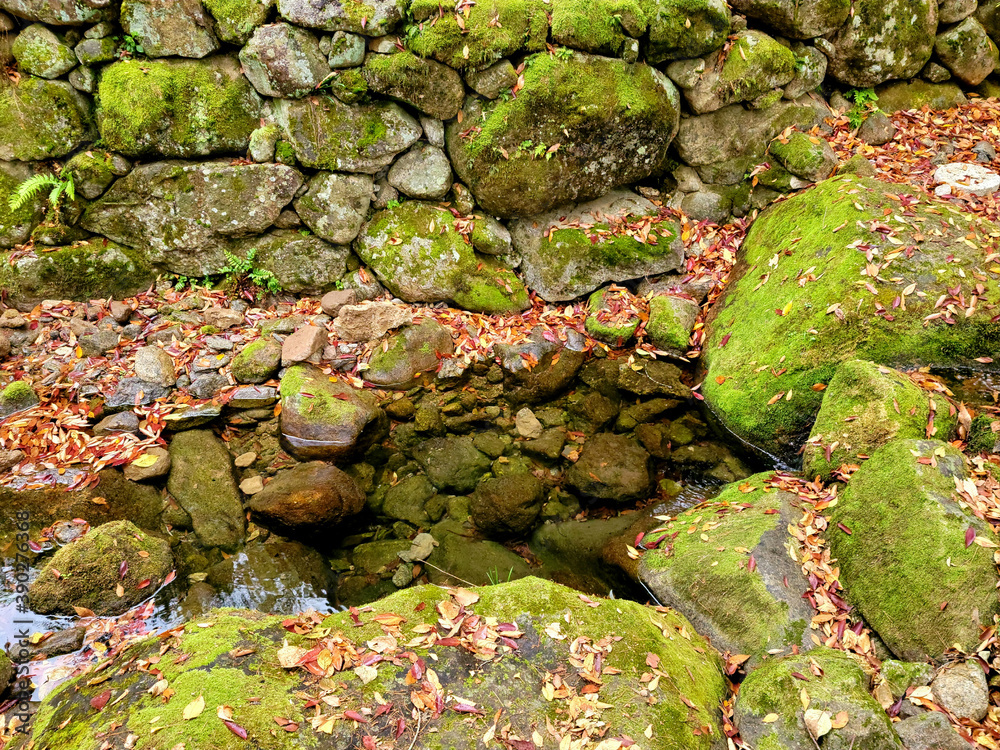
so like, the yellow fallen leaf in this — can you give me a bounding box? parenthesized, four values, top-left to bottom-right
(762, 713, 779, 723)
(182, 695, 205, 720)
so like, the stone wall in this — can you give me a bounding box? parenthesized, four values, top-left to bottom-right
(0, 0, 997, 309)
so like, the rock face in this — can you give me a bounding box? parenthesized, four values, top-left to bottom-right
(27, 578, 728, 750)
(565, 433, 651, 502)
(293, 172, 372, 244)
(470, 473, 544, 537)
(279, 364, 388, 461)
(240, 23, 329, 98)
(446, 52, 681, 217)
(271, 95, 421, 172)
(354, 201, 529, 313)
(0, 161, 44, 248)
(935, 17, 1000, 85)
(638, 474, 814, 661)
(830, 440, 1000, 661)
(96, 57, 262, 157)
(702, 175, 1000, 460)
(821, 0, 937, 86)
(28, 521, 173, 616)
(12, 23, 77, 78)
(277, 0, 405, 35)
(0, 76, 94, 160)
(362, 51, 465, 120)
(0, 0, 111, 25)
(82, 161, 303, 276)
(802, 360, 955, 481)
(234, 231, 350, 295)
(387, 144, 452, 200)
(730, 0, 849, 37)
(736, 648, 903, 749)
(248, 461, 366, 534)
(510, 190, 684, 301)
(121, 0, 220, 58)
(167, 430, 246, 551)
(0, 244, 147, 306)
(363, 319, 454, 388)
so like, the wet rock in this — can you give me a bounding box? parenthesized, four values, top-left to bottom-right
(935, 17, 999, 85)
(895, 712, 969, 750)
(231, 339, 282, 384)
(0, 380, 39, 419)
(424, 519, 533, 586)
(121, 0, 218, 58)
(521, 429, 566, 460)
(294, 172, 373, 245)
(94, 56, 261, 158)
(28, 520, 173, 616)
(363, 320, 454, 389)
(362, 51, 465, 120)
(501, 333, 587, 406)
(228, 385, 278, 408)
(123, 446, 170, 482)
(133, 346, 176, 387)
(447, 53, 681, 217)
(163, 403, 222, 430)
(470, 474, 544, 538)
(510, 190, 683, 302)
(382, 475, 437, 526)
(249, 461, 365, 535)
(240, 22, 328, 98)
(167, 430, 245, 551)
(15, 626, 85, 662)
(355, 201, 529, 313)
(616, 360, 690, 399)
(857, 110, 897, 145)
(388, 144, 452, 200)
(271, 96, 421, 173)
(413, 435, 490, 493)
(82, 160, 303, 277)
(565, 433, 651, 503)
(831, 440, 1000, 661)
(281, 325, 327, 367)
(93, 411, 139, 436)
(334, 302, 413, 343)
(279, 364, 388, 461)
(735, 648, 902, 748)
(12, 23, 77, 78)
(931, 661, 989, 721)
(515, 407, 543, 439)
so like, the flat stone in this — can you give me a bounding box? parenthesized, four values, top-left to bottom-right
(334, 302, 413, 343)
(934, 162, 1000, 196)
(227, 385, 278, 409)
(104, 378, 170, 412)
(203, 308, 244, 330)
(234, 451, 257, 468)
(163, 403, 222, 430)
(79, 328, 120, 356)
(239, 476, 265, 495)
(93, 411, 139, 435)
(190, 353, 232, 374)
(281, 324, 327, 366)
(188, 373, 229, 400)
(123, 446, 171, 481)
(320, 289, 358, 317)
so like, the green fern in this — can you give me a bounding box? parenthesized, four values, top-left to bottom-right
(219, 247, 282, 300)
(7, 172, 75, 213)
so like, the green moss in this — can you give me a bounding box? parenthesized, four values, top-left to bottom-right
(881, 659, 934, 699)
(717, 31, 795, 101)
(96, 58, 261, 157)
(202, 0, 273, 42)
(279, 363, 368, 425)
(0, 168, 41, 246)
(585, 288, 640, 344)
(967, 414, 998, 455)
(646, 295, 692, 351)
(1, 380, 36, 404)
(274, 140, 297, 165)
(770, 132, 826, 177)
(702, 175, 1000, 460)
(334, 67, 370, 104)
(0, 76, 94, 160)
(550, 0, 648, 56)
(643, 0, 732, 63)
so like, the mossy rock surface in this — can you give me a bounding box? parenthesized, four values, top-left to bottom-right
(638, 473, 814, 663)
(355, 201, 529, 313)
(874, 80, 968, 113)
(362, 50, 465, 120)
(0, 648, 12, 693)
(0, 75, 94, 160)
(27, 520, 173, 616)
(0, 0, 113, 25)
(278, 0, 406, 35)
(643, 0, 731, 62)
(0, 242, 155, 307)
(646, 294, 699, 353)
(11, 23, 77, 78)
(406, 0, 548, 69)
(701, 175, 1000, 461)
(230, 230, 351, 296)
(0, 161, 44, 249)
(830, 439, 1000, 661)
(446, 52, 681, 218)
(802, 360, 955, 481)
(550, 0, 647, 59)
(27, 578, 727, 749)
(364, 319, 455, 389)
(735, 647, 903, 749)
(230, 338, 282, 384)
(202, 0, 274, 43)
(96, 56, 262, 158)
(729, 0, 849, 38)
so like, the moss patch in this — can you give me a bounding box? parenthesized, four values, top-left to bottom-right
(0, 76, 94, 161)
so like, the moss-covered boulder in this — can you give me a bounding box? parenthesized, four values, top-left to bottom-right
(769, 131, 838, 182)
(11, 23, 77, 78)
(822, 0, 937, 86)
(271, 95, 421, 173)
(701, 175, 1000, 460)
(202, 0, 274, 43)
(644, 0, 731, 62)
(0, 379, 37, 420)
(666, 30, 796, 114)
(0, 0, 112, 25)
(730, 0, 849, 37)
(550, 0, 647, 60)
(167, 430, 246, 551)
(63, 150, 130, 200)
(278, 0, 405, 35)
(121, 0, 220, 58)
(874, 79, 968, 113)
(27, 578, 727, 749)
(735, 648, 903, 749)
(510, 190, 683, 301)
(362, 51, 465, 120)
(363, 319, 454, 388)
(446, 52, 681, 218)
(0, 76, 94, 160)
(231, 231, 351, 295)
(0, 161, 44, 248)
(585, 287, 641, 345)
(413, 434, 491, 493)
(0, 647, 12, 694)
(96, 56, 262, 158)
(231, 338, 282, 384)
(0, 241, 155, 306)
(802, 360, 955, 481)
(830, 439, 1000, 661)
(82, 160, 303, 277)
(637, 473, 814, 662)
(406, 0, 548, 69)
(279, 363, 388, 461)
(647, 294, 699, 354)
(239, 22, 328, 98)
(935, 17, 1000, 86)
(354, 201, 529, 313)
(28, 520, 173, 616)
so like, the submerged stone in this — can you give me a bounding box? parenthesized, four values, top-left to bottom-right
(565, 433, 651, 503)
(248, 461, 366, 534)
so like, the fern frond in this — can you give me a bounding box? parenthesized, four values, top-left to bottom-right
(7, 174, 60, 212)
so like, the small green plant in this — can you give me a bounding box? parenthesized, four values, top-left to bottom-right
(219, 247, 282, 300)
(386, 198, 402, 209)
(7, 172, 75, 215)
(555, 46, 573, 61)
(114, 33, 145, 60)
(486, 566, 514, 585)
(845, 87, 881, 129)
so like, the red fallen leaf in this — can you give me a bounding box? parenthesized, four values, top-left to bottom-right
(645, 653, 660, 669)
(163, 570, 177, 586)
(748, 554, 757, 573)
(137, 579, 152, 590)
(395, 718, 406, 739)
(119, 560, 128, 579)
(966, 526, 975, 548)
(634, 532, 645, 546)
(223, 720, 247, 739)
(349, 607, 361, 625)
(837, 523, 852, 535)
(763, 509, 779, 515)
(90, 689, 112, 711)
(940, 602, 948, 611)
(452, 704, 484, 715)
(790, 672, 810, 681)
(436, 637, 461, 647)
(719, 333, 731, 348)
(363, 736, 377, 750)
(344, 710, 368, 723)
(373, 702, 393, 718)
(414, 602, 426, 612)
(679, 694, 697, 709)
(28, 540, 42, 552)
